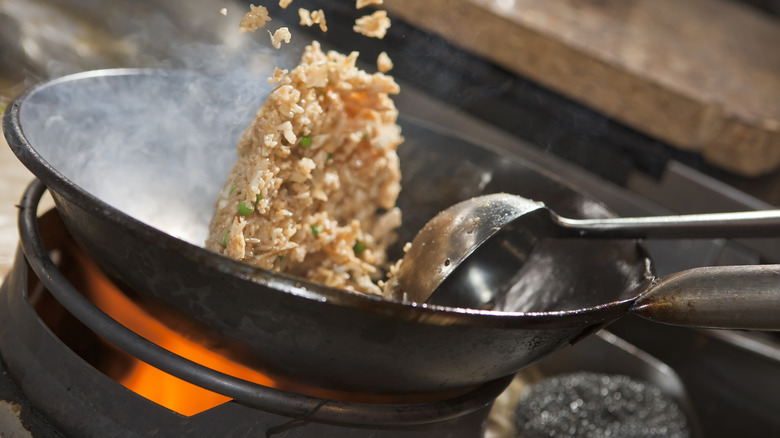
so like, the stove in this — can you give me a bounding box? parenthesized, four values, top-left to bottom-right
(2, 1, 780, 436)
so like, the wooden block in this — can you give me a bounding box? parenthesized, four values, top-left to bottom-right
(384, 0, 780, 176)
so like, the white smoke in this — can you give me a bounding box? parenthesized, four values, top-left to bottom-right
(11, 0, 315, 244)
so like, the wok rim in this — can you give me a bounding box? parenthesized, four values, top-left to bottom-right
(2, 68, 651, 330)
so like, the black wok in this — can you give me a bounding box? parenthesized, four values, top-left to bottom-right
(0, 69, 743, 394)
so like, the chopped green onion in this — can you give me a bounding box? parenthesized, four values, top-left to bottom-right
(229, 185, 237, 195)
(311, 224, 322, 236)
(353, 240, 366, 255)
(254, 193, 262, 206)
(221, 233, 229, 247)
(238, 201, 254, 216)
(300, 135, 312, 147)
(327, 153, 334, 161)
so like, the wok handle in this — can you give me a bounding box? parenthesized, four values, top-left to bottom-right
(631, 265, 780, 331)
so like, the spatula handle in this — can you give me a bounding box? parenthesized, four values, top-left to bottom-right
(554, 210, 780, 239)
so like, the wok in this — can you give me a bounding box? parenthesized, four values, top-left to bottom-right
(3, 69, 773, 394)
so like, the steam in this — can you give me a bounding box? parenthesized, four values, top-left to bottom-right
(14, 0, 317, 245)
(1, 0, 305, 81)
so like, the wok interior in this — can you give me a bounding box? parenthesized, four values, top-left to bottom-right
(17, 70, 648, 313)
(18, 70, 270, 246)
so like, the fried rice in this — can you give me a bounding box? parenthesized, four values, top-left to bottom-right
(206, 42, 404, 295)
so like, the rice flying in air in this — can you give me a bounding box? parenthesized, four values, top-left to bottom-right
(207, 42, 404, 295)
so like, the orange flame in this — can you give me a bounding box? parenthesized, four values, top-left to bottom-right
(73, 249, 276, 416)
(60, 238, 472, 416)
